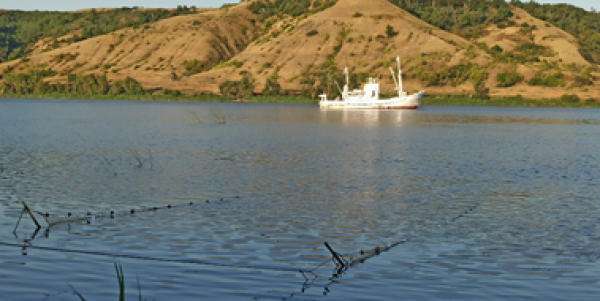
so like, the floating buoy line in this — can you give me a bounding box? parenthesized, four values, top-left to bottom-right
(13, 197, 238, 229)
(4, 196, 322, 274)
(299, 201, 484, 295)
(322, 202, 483, 272)
(4, 198, 484, 294)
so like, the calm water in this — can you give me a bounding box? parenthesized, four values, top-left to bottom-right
(1, 98, 600, 300)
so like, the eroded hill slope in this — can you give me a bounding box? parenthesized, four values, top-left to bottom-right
(0, 0, 598, 100)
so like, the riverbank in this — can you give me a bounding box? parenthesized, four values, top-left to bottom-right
(0, 93, 316, 104)
(1, 93, 599, 107)
(421, 94, 600, 108)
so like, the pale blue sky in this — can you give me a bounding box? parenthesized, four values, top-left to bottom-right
(0, 0, 596, 12)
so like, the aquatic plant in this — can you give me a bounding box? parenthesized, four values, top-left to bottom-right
(186, 110, 203, 124)
(128, 149, 143, 168)
(71, 262, 141, 301)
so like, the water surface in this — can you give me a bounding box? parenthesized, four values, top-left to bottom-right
(1, 98, 600, 300)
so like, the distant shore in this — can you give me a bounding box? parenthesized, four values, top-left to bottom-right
(421, 95, 600, 108)
(1, 93, 599, 108)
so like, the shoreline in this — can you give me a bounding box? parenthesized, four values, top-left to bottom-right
(1, 93, 599, 108)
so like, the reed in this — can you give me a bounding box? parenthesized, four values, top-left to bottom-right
(70, 262, 141, 301)
(128, 149, 143, 168)
(208, 109, 227, 124)
(186, 110, 203, 124)
(115, 262, 125, 301)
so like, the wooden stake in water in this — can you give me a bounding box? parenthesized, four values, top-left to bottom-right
(13, 208, 25, 232)
(21, 201, 41, 229)
(324, 242, 346, 267)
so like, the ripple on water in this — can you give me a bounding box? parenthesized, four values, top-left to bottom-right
(1, 102, 600, 300)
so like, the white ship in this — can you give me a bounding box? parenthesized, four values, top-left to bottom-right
(319, 56, 425, 109)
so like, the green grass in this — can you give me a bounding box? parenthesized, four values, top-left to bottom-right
(246, 95, 317, 103)
(71, 262, 140, 301)
(422, 95, 600, 108)
(0, 92, 235, 102)
(2, 93, 598, 107)
(0, 93, 319, 103)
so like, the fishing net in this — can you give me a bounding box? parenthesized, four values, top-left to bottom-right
(40, 213, 92, 226)
(32, 201, 210, 228)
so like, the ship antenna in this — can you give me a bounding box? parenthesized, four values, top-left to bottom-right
(397, 56, 404, 97)
(390, 67, 399, 92)
(334, 80, 343, 95)
(344, 66, 349, 87)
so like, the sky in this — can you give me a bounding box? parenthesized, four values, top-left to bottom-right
(0, 0, 596, 12)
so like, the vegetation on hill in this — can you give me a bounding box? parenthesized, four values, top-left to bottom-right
(389, 0, 600, 65)
(511, 0, 600, 64)
(1, 70, 145, 95)
(388, 0, 513, 39)
(248, 0, 337, 20)
(0, 6, 197, 62)
(0, 0, 598, 103)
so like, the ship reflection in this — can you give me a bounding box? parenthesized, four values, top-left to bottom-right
(320, 109, 410, 127)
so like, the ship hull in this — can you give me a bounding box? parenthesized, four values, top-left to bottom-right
(319, 91, 425, 110)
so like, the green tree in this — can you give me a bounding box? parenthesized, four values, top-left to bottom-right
(263, 76, 282, 96)
(220, 71, 255, 99)
(386, 25, 399, 38)
(496, 71, 524, 87)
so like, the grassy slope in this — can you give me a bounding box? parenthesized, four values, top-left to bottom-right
(0, 0, 599, 102)
(192, 0, 489, 94)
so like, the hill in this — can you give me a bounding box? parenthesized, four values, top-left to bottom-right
(0, 0, 598, 102)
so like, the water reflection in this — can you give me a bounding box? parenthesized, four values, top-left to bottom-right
(319, 109, 409, 127)
(318, 107, 600, 126)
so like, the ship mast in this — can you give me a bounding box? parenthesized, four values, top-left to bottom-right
(390, 56, 406, 97)
(397, 56, 405, 97)
(342, 66, 349, 100)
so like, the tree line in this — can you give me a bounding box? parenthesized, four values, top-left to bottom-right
(387, 0, 600, 64)
(0, 7, 198, 62)
(1, 71, 145, 96)
(388, 0, 512, 39)
(510, 0, 600, 64)
(248, 0, 337, 20)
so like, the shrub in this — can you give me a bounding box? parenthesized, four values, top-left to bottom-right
(183, 59, 204, 75)
(263, 76, 281, 96)
(427, 63, 477, 87)
(386, 25, 399, 38)
(353, 12, 363, 18)
(496, 71, 524, 87)
(470, 69, 489, 99)
(306, 29, 318, 37)
(528, 73, 565, 87)
(514, 42, 553, 57)
(571, 75, 593, 87)
(491, 45, 503, 53)
(559, 94, 580, 103)
(163, 89, 182, 96)
(219, 71, 255, 99)
(492, 6, 513, 24)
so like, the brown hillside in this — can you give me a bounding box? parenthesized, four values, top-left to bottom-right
(1, 1, 598, 100)
(0, 4, 256, 92)
(476, 6, 599, 99)
(477, 7, 588, 66)
(190, 0, 490, 94)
